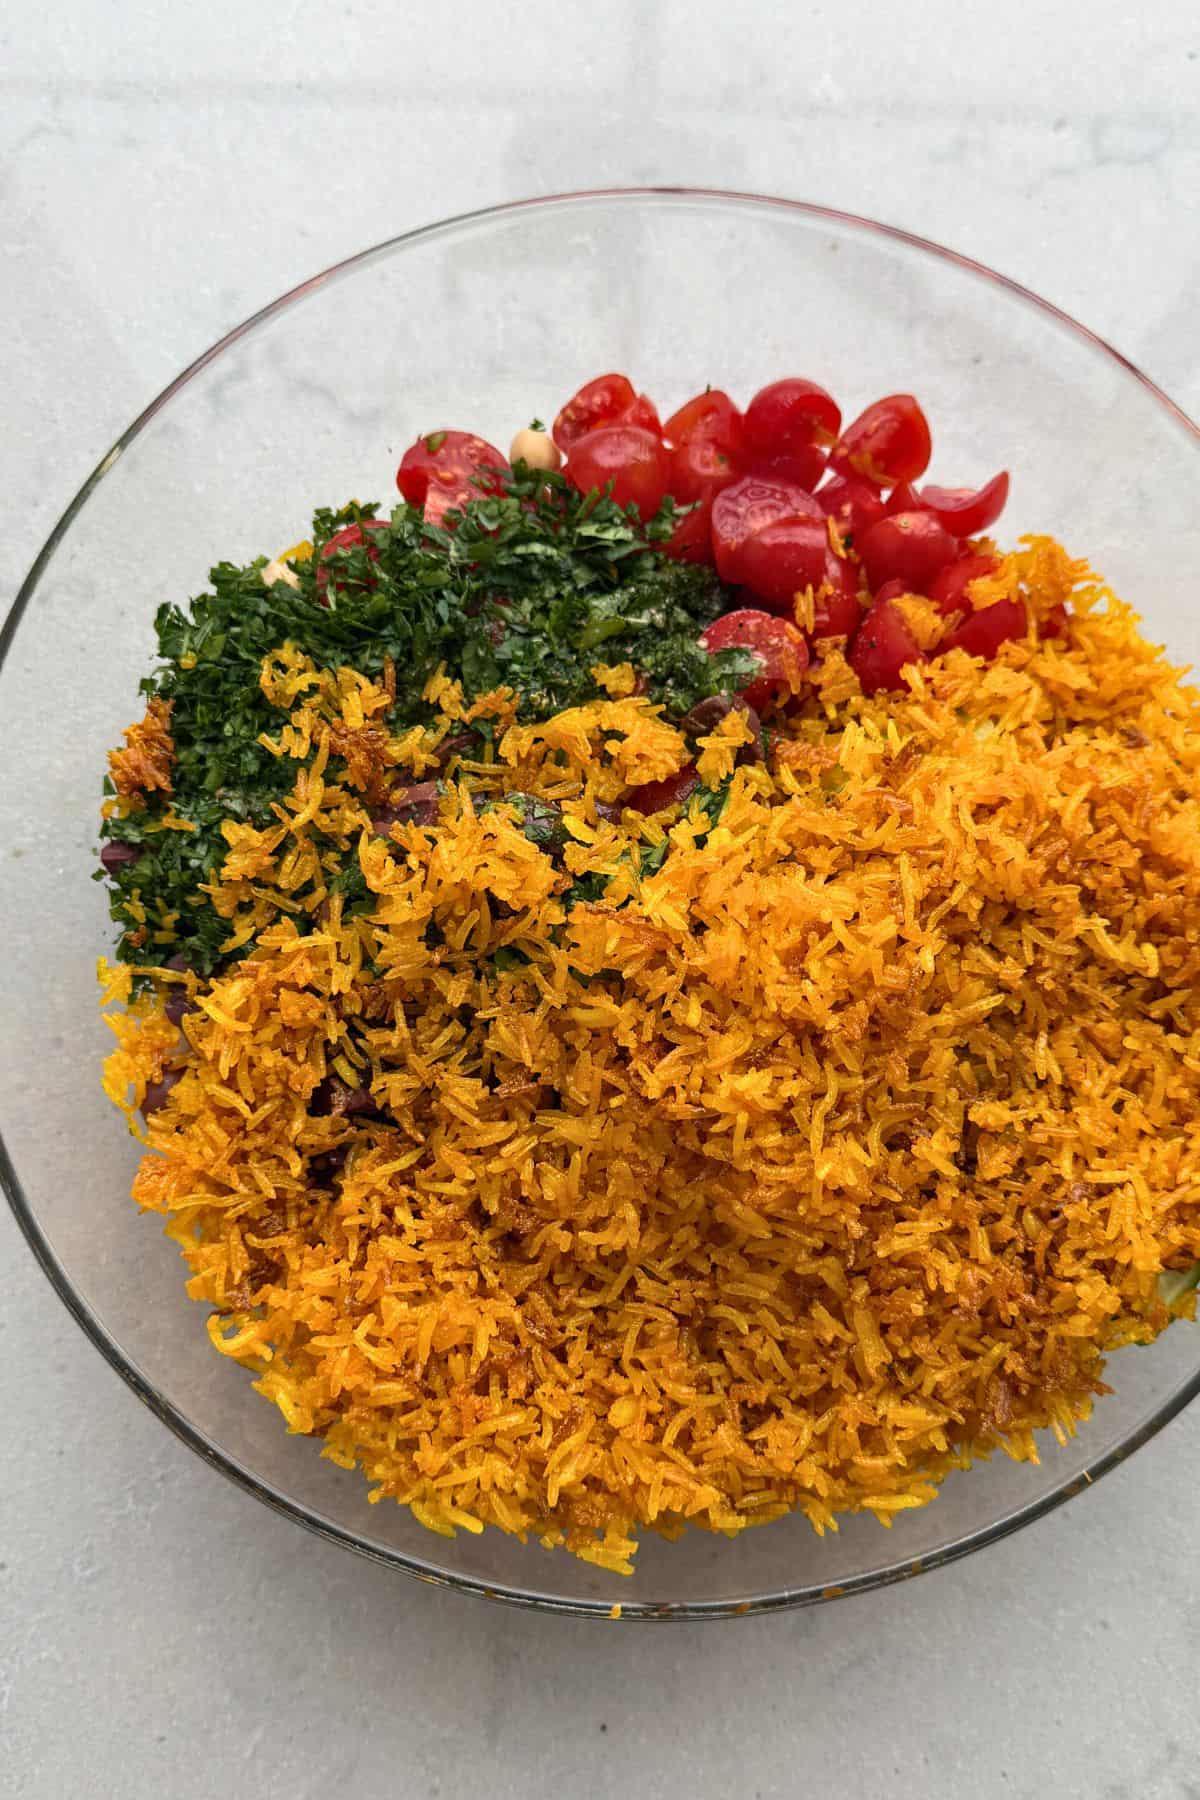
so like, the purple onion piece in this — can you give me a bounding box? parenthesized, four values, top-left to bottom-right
(309, 1144, 350, 1190)
(311, 1076, 379, 1119)
(141, 1066, 183, 1117)
(433, 731, 480, 770)
(679, 694, 764, 765)
(100, 840, 141, 873)
(164, 990, 200, 1027)
(341, 1085, 379, 1117)
(372, 780, 440, 833)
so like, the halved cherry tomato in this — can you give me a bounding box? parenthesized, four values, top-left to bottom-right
(919, 472, 1009, 538)
(869, 577, 908, 607)
(928, 552, 1000, 617)
(396, 430, 507, 526)
(831, 395, 933, 487)
(737, 516, 829, 613)
(939, 598, 1028, 661)
(630, 396, 661, 434)
(744, 444, 828, 491)
(700, 609, 809, 713)
(849, 598, 927, 695)
(671, 436, 740, 502)
(564, 425, 670, 519)
(1041, 603, 1069, 640)
(664, 390, 743, 450)
(858, 511, 959, 595)
(711, 474, 822, 583)
(664, 389, 745, 503)
(663, 499, 714, 564)
(810, 551, 864, 641)
(744, 378, 841, 454)
(880, 480, 923, 518)
(627, 765, 701, 814)
(817, 474, 886, 539)
(553, 374, 661, 451)
(743, 381, 838, 487)
(315, 519, 390, 602)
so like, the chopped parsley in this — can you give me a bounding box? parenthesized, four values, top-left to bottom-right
(99, 469, 751, 971)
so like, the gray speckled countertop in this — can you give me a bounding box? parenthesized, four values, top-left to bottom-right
(3, 6, 1200, 1795)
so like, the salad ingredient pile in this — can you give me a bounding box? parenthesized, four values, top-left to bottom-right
(98, 368, 1200, 1571)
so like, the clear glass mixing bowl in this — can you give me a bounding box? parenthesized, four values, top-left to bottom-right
(3, 189, 1198, 1620)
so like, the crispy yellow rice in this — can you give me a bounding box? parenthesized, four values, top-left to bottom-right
(101, 538, 1200, 1571)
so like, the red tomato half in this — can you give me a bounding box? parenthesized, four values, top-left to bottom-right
(831, 394, 933, 487)
(663, 499, 714, 564)
(564, 424, 669, 519)
(1041, 603, 1069, 640)
(744, 377, 841, 454)
(928, 553, 1000, 617)
(315, 519, 389, 602)
(744, 444, 829, 491)
(624, 393, 662, 436)
(849, 599, 927, 695)
(880, 480, 923, 518)
(664, 389, 743, 451)
(396, 430, 507, 525)
(710, 474, 822, 583)
(817, 474, 886, 539)
(553, 373, 661, 451)
(858, 511, 959, 595)
(700, 609, 810, 713)
(869, 577, 908, 607)
(919, 472, 1009, 538)
(737, 516, 829, 613)
(627, 765, 701, 815)
(670, 435, 743, 502)
(810, 551, 863, 641)
(939, 599, 1028, 661)
(664, 389, 745, 503)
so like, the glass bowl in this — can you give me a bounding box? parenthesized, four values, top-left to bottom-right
(3, 189, 1199, 1621)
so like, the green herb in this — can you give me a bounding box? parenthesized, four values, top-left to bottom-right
(327, 856, 372, 909)
(637, 840, 670, 879)
(563, 869, 612, 909)
(491, 945, 529, 973)
(565, 776, 733, 909)
(485, 792, 567, 855)
(689, 779, 733, 830)
(445, 465, 752, 717)
(100, 470, 749, 971)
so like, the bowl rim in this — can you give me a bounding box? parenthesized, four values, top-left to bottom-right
(4, 184, 1199, 1621)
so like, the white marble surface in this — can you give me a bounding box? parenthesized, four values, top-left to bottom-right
(3, 5, 1200, 1796)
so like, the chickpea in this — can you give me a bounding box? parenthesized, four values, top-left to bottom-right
(509, 427, 561, 472)
(262, 556, 301, 591)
